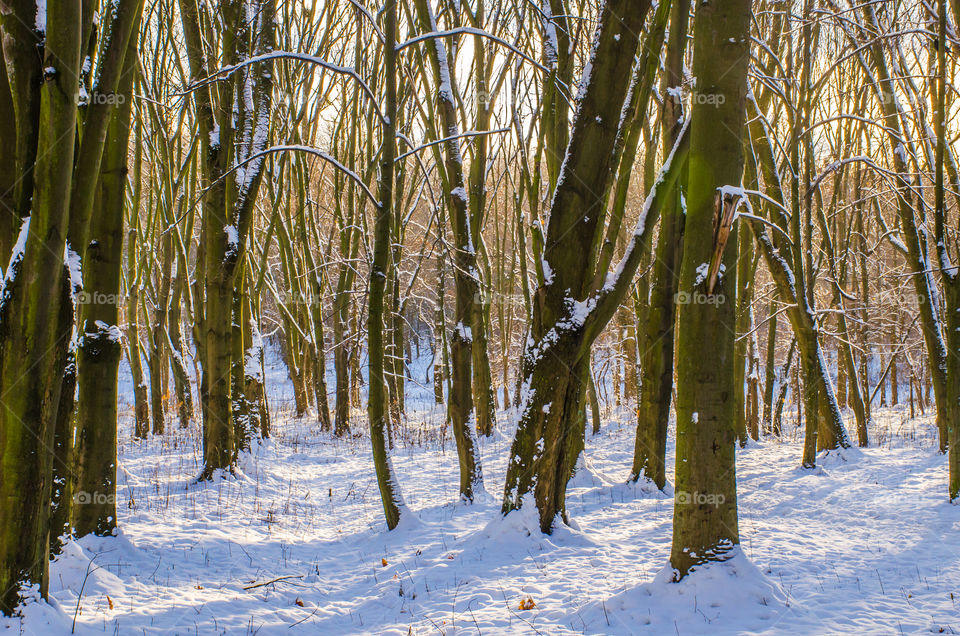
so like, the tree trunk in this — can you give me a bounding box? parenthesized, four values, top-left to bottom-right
(502, 0, 680, 532)
(413, 0, 484, 500)
(127, 227, 150, 438)
(631, 0, 689, 489)
(169, 272, 194, 428)
(762, 299, 778, 435)
(368, 0, 404, 528)
(0, 0, 82, 611)
(670, 0, 751, 579)
(74, 24, 138, 536)
(734, 223, 755, 446)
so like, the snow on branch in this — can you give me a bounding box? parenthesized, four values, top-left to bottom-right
(577, 117, 692, 342)
(184, 51, 386, 124)
(395, 128, 511, 162)
(396, 27, 549, 73)
(164, 145, 380, 237)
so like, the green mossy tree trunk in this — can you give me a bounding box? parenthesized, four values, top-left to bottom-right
(179, 0, 275, 478)
(413, 0, 484, 501)
(0, 0, 82, 612)
(502, 0, 693, 533)
(368, 0, 404, 529)
(0, 0, 42, 235)
(74, 19, 139, 537)
(467, 5, 496, 438)
(669, 0, 751, 579)
(632, 0, 688, 490)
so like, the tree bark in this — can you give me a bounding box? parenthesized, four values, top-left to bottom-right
(670, 0, 751, 579)
(412, 0, 484, 500)
(502, 0, 687, 532)
(368, 0, 404, 528)
(631, 0, 688, 490)
(74, 20, 139, 537)
(0, 0, 81, 611)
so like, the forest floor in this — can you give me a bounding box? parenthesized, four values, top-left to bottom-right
(5, 350, 959, 635)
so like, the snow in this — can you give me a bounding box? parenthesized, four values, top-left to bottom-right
(65, 244, 83, 293)
(542, 257, 555, 284)
(35, 0, 45, 32)
(893, 142, 908, 166)
(88, 320, 122, 343)
(244, 321, 264, 382)
(694, 262, 709, 286)
(4, 347, 959, 634)
(1, 216, 31, 291)
(579, 547, 788, 632)
(717, 184, 745, 199)
(450, 185, 468, 205)
(224, 224, 239, 253)
(541, 0, 560, 68)
(454, 320, 472, 342)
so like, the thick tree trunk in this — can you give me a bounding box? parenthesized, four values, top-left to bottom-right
(670, 0, 751, 579)
(0, 0, 81, 611)
(180, 0, 274, 478)
(631, 0, 689, 489)
(0, 0, 42, 231)
(74, 26, 138, 536)
(202, 253, 237, 476)
(0, 52, 18, 261)
(503, 0, 683, 532)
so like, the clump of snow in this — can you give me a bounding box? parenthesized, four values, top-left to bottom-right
(817, 445, 864, 469)
(541, 257, 555, 284)
(577, 548, 791, 633)
(694, 262, 709, 286)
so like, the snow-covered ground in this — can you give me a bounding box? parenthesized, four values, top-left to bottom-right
(5, 351, 959, 635)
